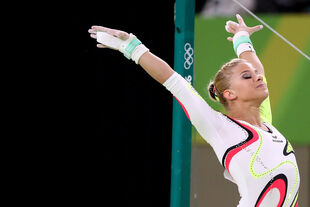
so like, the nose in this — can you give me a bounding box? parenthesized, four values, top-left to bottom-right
(256, 74, 263, 82)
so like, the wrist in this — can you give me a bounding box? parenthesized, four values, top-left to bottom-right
(236, 43, 255, 57)
(119, 33, 141, 59)
(233, 31, 249, 44)
(233, 31, 255, 57)
(131, 44, 149, 64)
(97, 32, 149, 64)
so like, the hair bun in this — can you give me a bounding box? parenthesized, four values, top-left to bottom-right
(208, 81, 218, 102)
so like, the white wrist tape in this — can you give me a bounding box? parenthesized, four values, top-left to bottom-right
(233, 31, 249, 44)
(233, 31, 255, 57)
(96, 32, 149, 64)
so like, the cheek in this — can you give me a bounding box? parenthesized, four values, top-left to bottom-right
(233, 81, 250, 95)
(233, 81, 256, 98)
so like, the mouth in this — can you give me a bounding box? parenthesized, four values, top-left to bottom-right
(256, 83, 266, 88)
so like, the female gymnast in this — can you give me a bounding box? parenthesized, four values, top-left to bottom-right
(89, 14, 300, 207)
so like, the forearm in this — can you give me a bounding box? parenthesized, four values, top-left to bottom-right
(138, 51, 175, 84)
(239, 51, 265, 76)
(232, 31, 265, 76)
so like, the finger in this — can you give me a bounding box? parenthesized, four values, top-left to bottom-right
(97, 44, 107, 48)
(225, 25, 230, 33)
(98, 27, 124, 37)
(227, 37, 233, 42)
(225, 23, 238, 34)
(249, 25, 263, 34)
(226, 20, 239, 28)
(227, 20, 239, 31)
(226, 26, 236, 34)
(236, 14, 245, 26)
(91, 25, 109, 32)
(88, 29, 97, 34)
(91, 26, 115, 37)
(91, 25, 129, 40)
(90, 34, 97, 39)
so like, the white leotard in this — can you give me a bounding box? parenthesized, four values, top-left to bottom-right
(163, 72, 300, 207)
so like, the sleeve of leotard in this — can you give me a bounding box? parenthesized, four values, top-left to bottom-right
(163, 72, 222, 144)
(259, 76, 272, 124)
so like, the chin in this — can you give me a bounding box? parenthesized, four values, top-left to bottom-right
(258, 90, 269, 103)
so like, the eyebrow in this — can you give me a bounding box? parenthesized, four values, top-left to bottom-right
(240, 69, 259, 75)
(240, 70, 250, 75)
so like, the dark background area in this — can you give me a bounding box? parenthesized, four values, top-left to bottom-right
(66, 1, 175, 206)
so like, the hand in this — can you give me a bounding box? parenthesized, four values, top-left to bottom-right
(226, 14, 263, 42)
(88, 26, 130, 48)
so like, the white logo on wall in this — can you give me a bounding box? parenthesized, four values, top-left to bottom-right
(184, 42, 193, 84)
(185, 75, 192, 83)
(184, 43, 194, 70)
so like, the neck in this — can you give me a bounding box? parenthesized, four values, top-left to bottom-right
(227, 102, 264, 128)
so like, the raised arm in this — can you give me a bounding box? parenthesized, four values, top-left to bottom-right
(225, 14, 272, 124)
(226, 14, 264, 75)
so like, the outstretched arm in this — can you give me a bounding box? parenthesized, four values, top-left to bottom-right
(88, 26, 174, 84)
(138, 52, 175, 84)
(89, 25, 223, 144)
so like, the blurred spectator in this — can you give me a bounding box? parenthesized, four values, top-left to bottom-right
(199, 0, 256, 17)
(255, 0, 310, 13)
(196, 0, 310, 17)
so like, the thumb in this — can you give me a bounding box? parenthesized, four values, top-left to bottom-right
(227, 37, 233, 42)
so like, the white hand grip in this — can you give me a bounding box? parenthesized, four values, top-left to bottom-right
(96, 32, 122, 50)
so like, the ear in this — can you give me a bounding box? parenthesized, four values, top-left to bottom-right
(223, 89, 237, 101)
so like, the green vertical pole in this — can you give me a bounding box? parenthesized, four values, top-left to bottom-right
(170, 0, 195, 207)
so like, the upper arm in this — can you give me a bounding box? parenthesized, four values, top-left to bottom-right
(163, 72, 222, 143)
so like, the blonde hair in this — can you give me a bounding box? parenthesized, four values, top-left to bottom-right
(208, 58, 247, 107)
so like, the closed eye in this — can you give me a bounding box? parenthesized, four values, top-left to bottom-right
(242, 74, 251, 79)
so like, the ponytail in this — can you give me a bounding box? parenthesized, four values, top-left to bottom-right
(208, 81, 219, 102)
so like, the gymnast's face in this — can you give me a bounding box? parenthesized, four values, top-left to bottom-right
(224, 62, 269, 105)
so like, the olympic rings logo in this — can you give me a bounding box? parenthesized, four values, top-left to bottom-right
(184, 43, 194, 70)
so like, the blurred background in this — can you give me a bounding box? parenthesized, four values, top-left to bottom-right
(68, 0, 310, 206)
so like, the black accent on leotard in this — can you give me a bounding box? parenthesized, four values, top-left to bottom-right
(254, 174, 288, 207)
(221, 115, 254, 168)
(283, 139, 295, 156)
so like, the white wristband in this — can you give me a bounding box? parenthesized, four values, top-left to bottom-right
(131, 44, 149, 64)
(236, 43, 255, 57)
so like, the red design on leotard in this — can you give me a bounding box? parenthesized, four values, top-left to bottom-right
(222, 116, 259, 175)
(174, 96, 191, 121)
